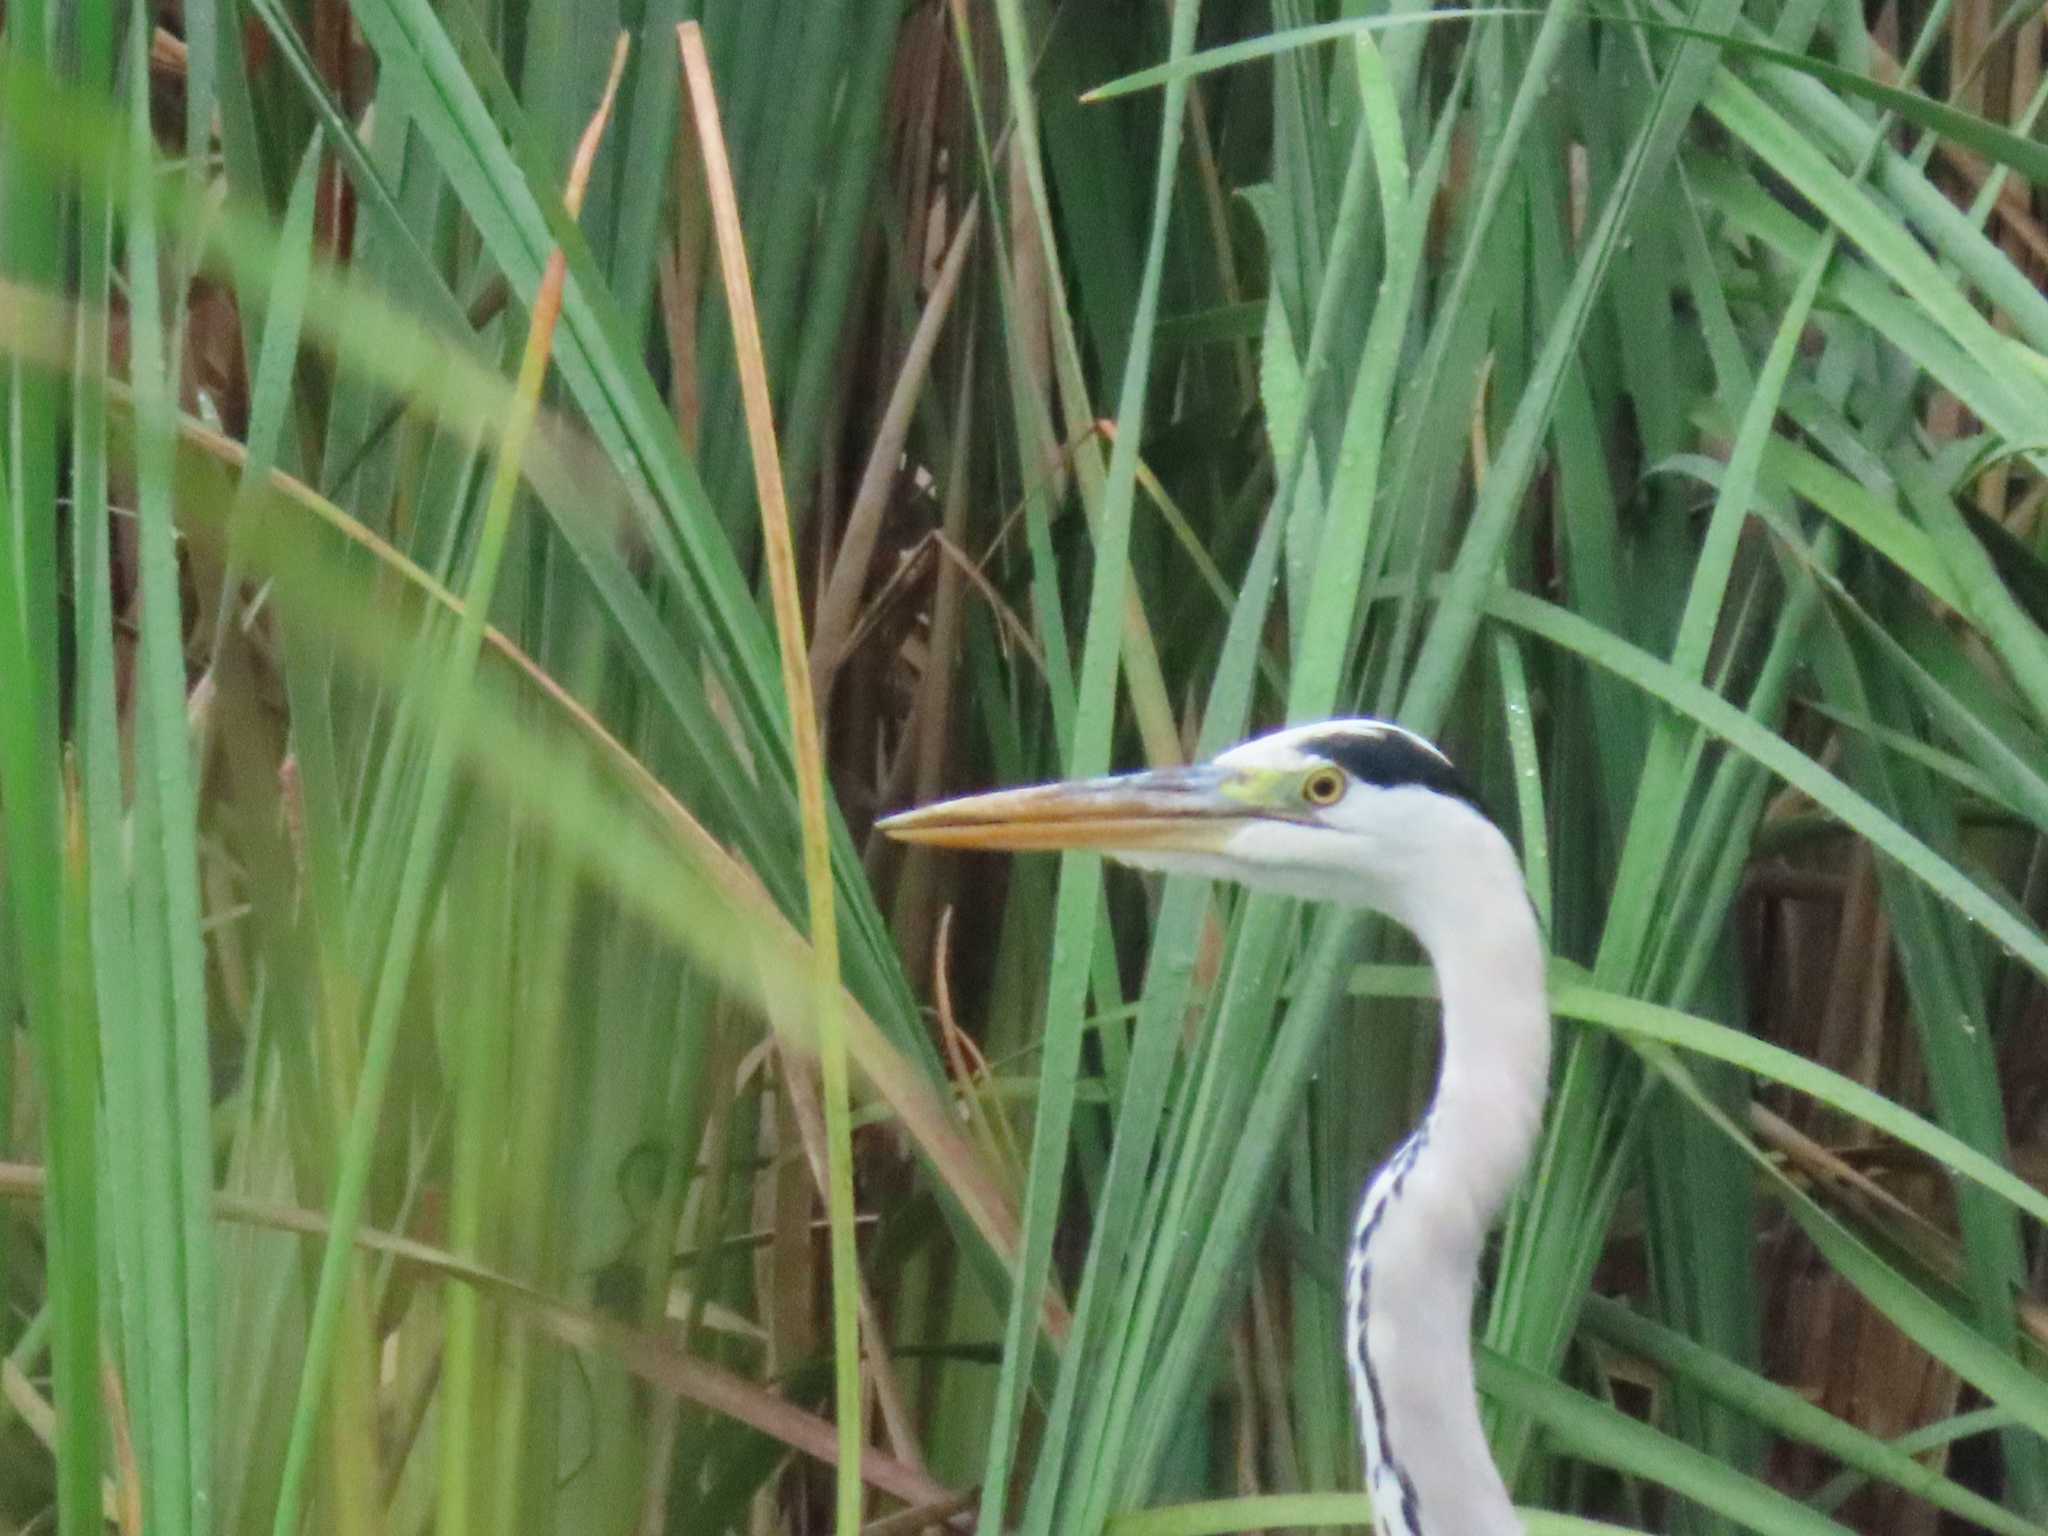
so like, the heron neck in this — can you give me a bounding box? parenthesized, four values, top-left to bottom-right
(1349, 829, 1549, 1536)
(1416, 857, 1551, 1226)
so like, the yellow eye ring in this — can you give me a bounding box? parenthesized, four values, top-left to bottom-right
(1302, 768, 1347, 807)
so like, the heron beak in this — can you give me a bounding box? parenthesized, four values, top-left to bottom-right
(877, 766, 1255, 854)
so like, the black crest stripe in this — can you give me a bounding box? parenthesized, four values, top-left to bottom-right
(1301, 728, 1481, 814)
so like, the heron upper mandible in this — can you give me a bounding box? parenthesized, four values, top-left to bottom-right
(881, 718, 1550, 1536)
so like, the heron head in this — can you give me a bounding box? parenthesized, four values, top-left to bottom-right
(877, 719, 1498, 927)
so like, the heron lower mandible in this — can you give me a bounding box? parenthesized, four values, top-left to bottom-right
(881, 718, 1550, 1536)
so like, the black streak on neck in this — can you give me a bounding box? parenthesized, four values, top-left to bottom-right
(1352, 1124, 1431, 1536)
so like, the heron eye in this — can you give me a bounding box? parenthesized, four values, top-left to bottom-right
(1302, 767, 1347, 807)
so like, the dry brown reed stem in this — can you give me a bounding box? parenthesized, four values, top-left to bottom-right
(678, 19, 930, 1505)
(810, 201, 981, 710)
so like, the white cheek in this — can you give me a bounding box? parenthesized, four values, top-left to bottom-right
(1106, 820, 1371, 902)
(1218, 818, 1323, 869)
(1219, 820, 1403, 909)
(1108, 844, 1261, 886)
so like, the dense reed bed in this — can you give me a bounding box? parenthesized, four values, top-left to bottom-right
(5, 4, 2048, 1534)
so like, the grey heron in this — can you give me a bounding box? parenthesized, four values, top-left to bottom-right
(880, 718, 1549, 1536)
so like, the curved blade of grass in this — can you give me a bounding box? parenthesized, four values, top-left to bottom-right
(1084, 0, 2048, 208)
(1105, 1493, 1637, 1536)
(1704, 490, 2048, 835)
(1082, 9, 1519, 101)
(1810, 1407, 2015, 1514)
(1702, 74, 2048, 445)
(1691, 160, 2026, 440)
(1351, 964, 2048, 1232)
(1803, 702, 2009, 810)
(1582, 1296, 2045, 1536)
(1474, 1350, 1856, 1536)
(1487, 590, 2048, 988)
(1903, 469, 2048, 732)
(1655, 1057, 2048, 1446)
(1656, 440, 1962, 611)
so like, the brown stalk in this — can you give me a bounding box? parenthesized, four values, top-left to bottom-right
(809, 201, 982, 713)
(882, 334, 979, 967)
